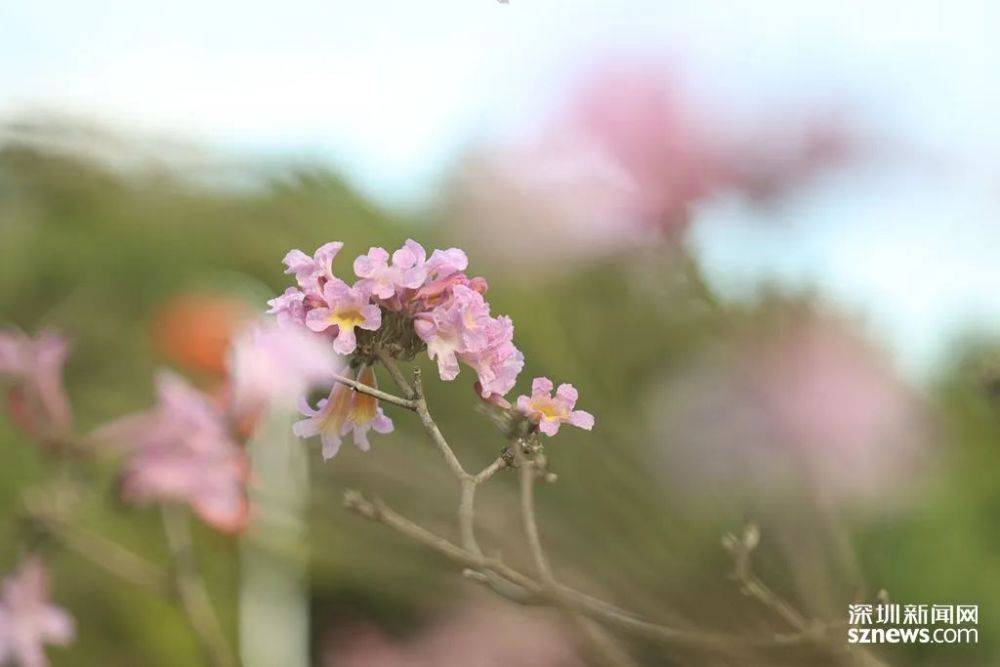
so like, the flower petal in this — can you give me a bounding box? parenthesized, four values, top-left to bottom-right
(532, 377, 554, 396)
(568, 410, 595, 430)
(539, 419, 560, 436)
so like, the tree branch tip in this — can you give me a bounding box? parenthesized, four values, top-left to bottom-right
(342, 489, 379, 518)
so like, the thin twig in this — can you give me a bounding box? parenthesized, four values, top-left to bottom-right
(519, 460, 554, 581)
(364, 354, 833, 661)
(376, 350, 415, 399)
(724, 525, 891, 667)
(343, 490, 540, 595)
(518, 456, 638, 667)
(161, 506, 235, 667)
(331, 372, 417, 410)
(459, 479, 481, 555)
(343, 489, 826, 651)
(411, 367, 469, 480)
(473, 455, 508, 484)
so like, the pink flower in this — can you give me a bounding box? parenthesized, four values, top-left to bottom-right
(447, 137, 647, 270)
(305, 279, 381, 355)
(228, 322, 344, 417)
(0, 329, 73, 441)
(266, 287, 307, 328)
(414, 285, 492, 381)
(460, 316, 524, 398)
(322, 601, 583, 667)
(517, 377, 594, 437)
(104, 371, 249, 532)
(293, 366, 393, 460)
(652, 317, 926, 505)
(424, 248, 468, 281)
(354, 240, 428, 299)
(283, 242, 343, 296)
(0, 557, 74, 667)
(412, 272, 488, 313)
(565, 62, 717, 233)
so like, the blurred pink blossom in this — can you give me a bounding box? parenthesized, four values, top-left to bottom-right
(228, 321, 344, 417)
(564, 62, 718, 233)
(517, 377, 594, 437)
(448, 135, 652, 268)
(0, 329, 73, 442)
(0, 557, 74, 667)
(102, 371, 249, 532)
(449, 58, 856, 268)
(654, 316, 926, 504)
(322, 601, 583, 667)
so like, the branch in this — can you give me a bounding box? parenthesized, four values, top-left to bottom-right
(364, 354, 837, 661)
(161, 506, 235, 667)
(518, 459, 553, 582)
(723, 525, 809, 631)
(517, 455, 639, 667)
(343, 490, 826, 652)
(723, 525, 891, 667)
(343, 489, 539, 596)
(411, 367, 469, 480)
(377, 350, 415, 399)
(331, 372, 416, 410)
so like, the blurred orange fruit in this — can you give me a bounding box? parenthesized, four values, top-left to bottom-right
(151, 293, 255, 378)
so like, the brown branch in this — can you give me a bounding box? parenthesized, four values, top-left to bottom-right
(331, 372, 417, 410)
(365, 353, 840, 663)
(517, 455, 638, 667)
(343, 489, 827, 652)
(376, 350, 415, 399)
(723, 525, 810, 632)
(411, 367, 469, 480)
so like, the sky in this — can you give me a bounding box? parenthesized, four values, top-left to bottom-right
(2, 0, 998, 378)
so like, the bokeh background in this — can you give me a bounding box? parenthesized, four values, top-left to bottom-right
(2, 1, 999, 665)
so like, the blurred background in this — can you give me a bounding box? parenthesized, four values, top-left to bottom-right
(1, 1, 999, 665)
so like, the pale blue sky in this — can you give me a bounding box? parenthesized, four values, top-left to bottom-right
(2, 0, 998, 378)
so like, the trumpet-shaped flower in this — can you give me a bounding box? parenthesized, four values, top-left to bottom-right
(460, 316, 524, 398)
(424, 248, 469, 281)
(412, 272, 488, 312)
(104, 371, 249, 532)
(0, 557, 74, 667)
(414, 285, 492, 381)
(283, 241, 343, 296)
(293, 366, 393, 459)
(354, 239, 428, 299)
(266, 287, 307, 327)
(0, 329, 73, 439)
(305, 279, 381, 355)
(516, 377, 594, 436)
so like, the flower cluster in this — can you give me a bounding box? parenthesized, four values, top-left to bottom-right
(269, 239, 593, 456)
(0, 557, 74, 667)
